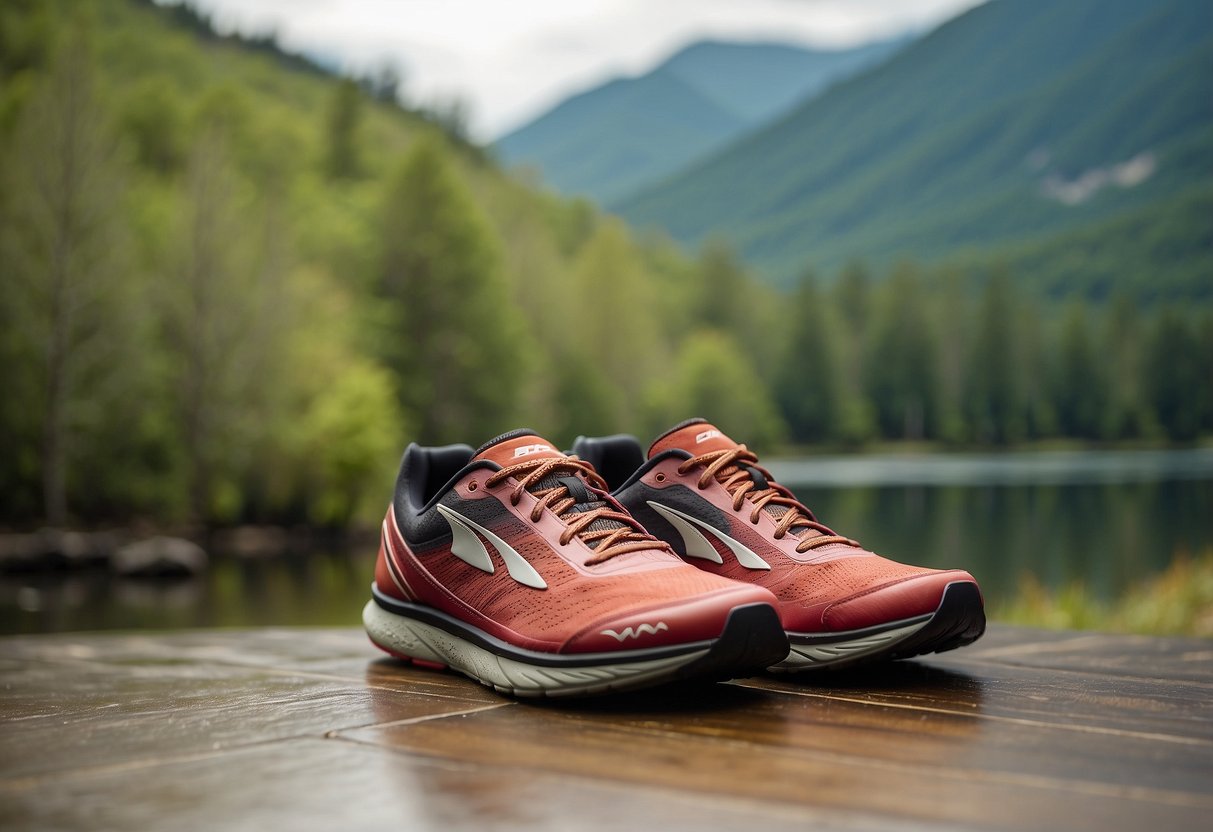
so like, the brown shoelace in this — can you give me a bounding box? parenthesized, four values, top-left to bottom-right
(486, 457, 668, 565)
(679, 447, 858, 553)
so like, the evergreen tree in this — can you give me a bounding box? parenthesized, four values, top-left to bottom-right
(966, 271, 1024, 444)
(932, 267, 970, 443)
(776, 271, 839, 443)
(1142, 308, 1204, 440)
(696, 236, 748, 332)
(866, 264, 937, 440)
(1197, 311, 1213, 435)
(325, 78, 363, 179)
(1100, 293, 1146, 438)
(834, 260, 871, 334)
(831, 260, 877, 443)
(377, 136, 531, 444)
(1053, 302, 1107, 438)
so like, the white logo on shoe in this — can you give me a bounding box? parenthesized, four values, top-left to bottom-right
(513, 444, 554, 458)
(647, 501, 771, 571)
(436, 504, 548, 589)
(695, 429, 722, 443)
(601, 621, 669, 641)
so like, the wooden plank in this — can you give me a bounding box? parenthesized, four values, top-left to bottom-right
(2, 625, 1210, 832)
(946, 631, 1213, 684)
(0, 737, 908, 832)
(735, 658, 1213, 740)
(338, 681, 1212, 830)
(0, 658, 504, 780)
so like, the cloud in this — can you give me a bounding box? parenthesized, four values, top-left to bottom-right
(175, 0, 984, 139)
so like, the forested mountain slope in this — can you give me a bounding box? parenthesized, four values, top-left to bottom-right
(617, 0, 1213, 288)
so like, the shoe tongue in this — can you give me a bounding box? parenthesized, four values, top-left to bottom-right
(474, 429, 632, 551)
(648, 418, 739, 459)
(472, 429, 565, 468)
(648, 420, 833, 544)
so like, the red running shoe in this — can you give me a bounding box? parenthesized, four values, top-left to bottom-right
(364, 429, 788, 697)
(573, 419, 986, 671)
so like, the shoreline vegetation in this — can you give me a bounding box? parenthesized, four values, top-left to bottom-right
(994, 551, 1213, 638)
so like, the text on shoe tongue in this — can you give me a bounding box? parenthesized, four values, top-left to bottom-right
(513, 444, 556, 458)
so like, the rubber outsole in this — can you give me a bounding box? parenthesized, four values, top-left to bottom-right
(771, 580, 986, 672)
(364, 595, 788, 698)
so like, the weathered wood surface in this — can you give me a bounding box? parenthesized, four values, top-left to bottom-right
(1, 625, 1210, 831)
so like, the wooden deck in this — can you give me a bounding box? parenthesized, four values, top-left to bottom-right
(1, 625, 1210, 831)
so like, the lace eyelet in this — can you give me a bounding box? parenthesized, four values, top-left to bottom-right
(467, 481, 478, 492)
(654, 473, 666, 483)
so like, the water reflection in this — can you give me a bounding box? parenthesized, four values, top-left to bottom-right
(787, 478, 1212, 604)
(0, 552, 371, 634)
(2, 451, 1209, 633)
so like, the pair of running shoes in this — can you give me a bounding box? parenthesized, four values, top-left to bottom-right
(364, 418, 985, 697)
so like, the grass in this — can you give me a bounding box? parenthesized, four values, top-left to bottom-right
(993, 548, 1213, 637)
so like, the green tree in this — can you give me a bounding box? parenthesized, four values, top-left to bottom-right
(932, 267, 971, 442)
(119, 77, 186, 174)
(0, 0, 52, 78)
(1197, 311, 1213, 435)
(1053, 302, 1107, 438)
(866, 264, 937, 440)
(570, 218, 662, 420)
(325, 78, 363, 179)
(966, 270, 1024, 444)
(377, 136, 531, 443)
(1100, 293, 1147, 438)
(832, 260, 877, 444)
(647, 332, 786, 452)
(776, 271, 839, 443)
(1142, 308, 1205, 440)
(166, 127, 261, 522)
(833, 260, 871, 335)
(695, 236, 748, 332)
(0, 30, 133, 524)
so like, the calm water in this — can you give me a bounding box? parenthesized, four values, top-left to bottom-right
(3, 449, 1210, 634)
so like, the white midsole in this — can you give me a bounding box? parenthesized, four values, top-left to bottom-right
(363, 601, 708, 697)
(770, 618, 930, 671)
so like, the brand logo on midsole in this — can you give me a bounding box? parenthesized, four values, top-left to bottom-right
(602, 621, 668, 641)
(646, 501, 771, 571)
(436, 504, 548, 589)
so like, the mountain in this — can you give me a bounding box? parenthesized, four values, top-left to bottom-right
(659, 38, 909, 125)
(494, 38, 906, 204)
(616, 0, 1213, 285)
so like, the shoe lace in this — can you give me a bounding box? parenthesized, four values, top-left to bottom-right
(485, 457, 668, 565)
(678, 447, 858, 553)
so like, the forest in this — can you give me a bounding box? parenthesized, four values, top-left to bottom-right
(1, 0, 1211, 531)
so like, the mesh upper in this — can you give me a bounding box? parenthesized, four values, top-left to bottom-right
(413, 523, 740, 643)
(763, 554, 930, 606)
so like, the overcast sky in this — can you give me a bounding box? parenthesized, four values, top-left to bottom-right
(181, 0, 984, 140)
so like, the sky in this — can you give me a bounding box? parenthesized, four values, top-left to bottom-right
(181, 0, 985, 141)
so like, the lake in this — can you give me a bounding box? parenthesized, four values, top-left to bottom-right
(3, 448, 1210, 634)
